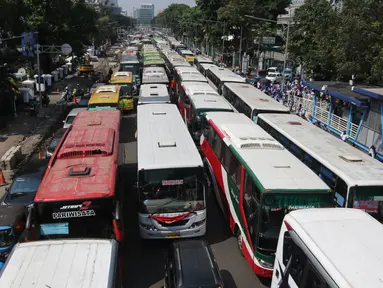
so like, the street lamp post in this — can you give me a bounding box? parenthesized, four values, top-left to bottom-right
(244, 15, 292, 91)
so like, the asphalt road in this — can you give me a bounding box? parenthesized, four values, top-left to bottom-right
(119, 112, 268, 288)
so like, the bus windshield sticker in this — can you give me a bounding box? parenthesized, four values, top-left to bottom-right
(40, 223, 69, 235)
(52, 210, 96, 219)
(162, 180, 183, 186)
(353, 200, 378, 213)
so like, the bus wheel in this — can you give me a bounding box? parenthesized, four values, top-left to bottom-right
(236, 228, 243, 255)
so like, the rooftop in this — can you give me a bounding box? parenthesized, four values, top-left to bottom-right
(303, 81, 369, 107)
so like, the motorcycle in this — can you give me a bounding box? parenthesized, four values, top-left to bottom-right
(60, 88, 73, 102)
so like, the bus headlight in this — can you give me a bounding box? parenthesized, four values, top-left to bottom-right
(189, 218, 206, 229)
(258, 258, 273, 269)
(140, 222, 158, 231)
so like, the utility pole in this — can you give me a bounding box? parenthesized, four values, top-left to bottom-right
(239, 26, 243, 70)
(244, 15, 292, 91)
(281, 22, 290, 92)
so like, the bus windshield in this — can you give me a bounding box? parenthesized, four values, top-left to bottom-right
(120, 63, 139, 75)
(349, 186, 383, 222)
(138, 167, 205, 214)
(119, 84, 133, 96)
(259, 193, 333, 253)
(35, 199, 114, 239)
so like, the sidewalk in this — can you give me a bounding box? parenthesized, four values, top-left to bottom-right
(0, 60, 108, 170)
(0, 72, 92, 158)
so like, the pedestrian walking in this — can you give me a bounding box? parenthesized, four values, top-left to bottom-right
(340, 130, 348, 142)
(369, 145, 376, 158)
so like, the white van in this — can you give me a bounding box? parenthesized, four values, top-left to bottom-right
(267, 66, 279, 74)
(272, 208, 383, 288)
(0, 239, 122, 288)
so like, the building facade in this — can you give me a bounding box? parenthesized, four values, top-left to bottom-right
(137, 4, 154, 24)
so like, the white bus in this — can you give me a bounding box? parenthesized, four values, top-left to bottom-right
(198, 63, 217, 77)
(200, 111, 332, 277)
(257, 113, 383, 222)
(194, 56, 214, 71)
(138, 84, 170, 105)
(137, 103, 206, 239)
(0, 239, 121, 287)
(178, 82, 236, 142)
(174, 66, 207, 97)
(222, 82, 290, 121)
(205, 66, 246, 94)
(142, 67, 169, 86)
(272, 208, 383, 288)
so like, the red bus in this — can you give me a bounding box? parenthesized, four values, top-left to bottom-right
(25, 110, 124, 242)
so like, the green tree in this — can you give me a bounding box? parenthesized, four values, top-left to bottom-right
(0, 0, 28, 35)
(217, 0, 289, 54)
(334, 0, 383, 83)
(288, 0, 337, 79)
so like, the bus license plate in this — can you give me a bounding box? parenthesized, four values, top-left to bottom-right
(168, 233, 181, 239)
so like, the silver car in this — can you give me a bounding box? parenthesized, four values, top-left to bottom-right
(63, 108, 87, 129)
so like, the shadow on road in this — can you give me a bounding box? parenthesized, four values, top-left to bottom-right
(221, 269, 238, 288)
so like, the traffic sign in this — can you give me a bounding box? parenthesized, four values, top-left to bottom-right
(61, 43, 72, 55)
(262, 37, 276, 45)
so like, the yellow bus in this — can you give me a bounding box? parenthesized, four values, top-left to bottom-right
(88, 85, 121, 110)
(109, 71, 134, 111)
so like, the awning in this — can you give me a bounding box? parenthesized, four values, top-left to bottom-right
(303, 81, 370, 107)
(352, 87, 383, 101)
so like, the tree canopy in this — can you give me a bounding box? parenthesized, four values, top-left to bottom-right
(289, 0, 383, 85)
(0, 0, 132, 55)
(154, 0, 290, 55)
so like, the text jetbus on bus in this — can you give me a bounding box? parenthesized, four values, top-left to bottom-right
(25, 110, 124, 242)
(200, 112, 332, 277)
(137, 104, 206, 239)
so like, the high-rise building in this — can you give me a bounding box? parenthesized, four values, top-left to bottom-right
(137, 4, 154, 24)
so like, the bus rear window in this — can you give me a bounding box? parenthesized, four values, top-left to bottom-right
(35, 199, 114, 239)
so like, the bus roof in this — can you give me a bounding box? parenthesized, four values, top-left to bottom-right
(208, 66, 246, 83)
(205, 112, 330, 192)
(285, 208, 383, 287)
(94, 85, 118, 93)
(137, 104, 202, 170)
(190, 94, 235, 111)
(140, 84, 169, 98)
(35, 110, 120, 202)
(0, 239, 117, 288)
(195, 56, 214, 64)
(181, 82, 220, 97)
(258, 113, 383, 187)
(142, 72, 169, 84)
(200, 63, 217, 70)
(224, 82, 290, 113)
(175, 67, 207, 82)
(110, 73, 133, 84)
